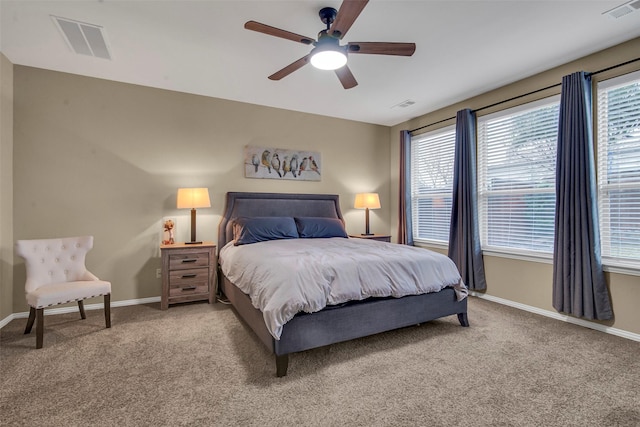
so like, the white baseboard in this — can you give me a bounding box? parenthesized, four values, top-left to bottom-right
(3, 294, 639, 342)
(470, 291, 640, 342)
(0, 296, 161, 329)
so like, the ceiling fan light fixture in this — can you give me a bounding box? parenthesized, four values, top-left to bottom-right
(310, 48, 347, 70)
(245, 1, 416, 87)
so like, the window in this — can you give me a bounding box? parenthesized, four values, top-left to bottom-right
(597, 70, 640, 267)
(477, 97, 560, 255)
(410, 126, 455, 244)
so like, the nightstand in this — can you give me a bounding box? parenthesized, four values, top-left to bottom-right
(349, 234, 392, 243)
(160, 242, 216, 310)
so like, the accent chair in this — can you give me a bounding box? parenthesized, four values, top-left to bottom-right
(15, 236, 111, 348)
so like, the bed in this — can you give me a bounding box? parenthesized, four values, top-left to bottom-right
(217, 192, 469, 377)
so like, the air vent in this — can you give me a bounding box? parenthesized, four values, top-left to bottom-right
(391, 99, 416, 109)
(51, 16, 111, 59)
(603, 0, 640, 19)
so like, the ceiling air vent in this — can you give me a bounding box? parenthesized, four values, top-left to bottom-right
(391, 99, 416, 109)
(52, 16, 112, 59)
(603, 0, 640, 19)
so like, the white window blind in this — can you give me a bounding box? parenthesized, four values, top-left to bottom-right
(477, 97, 560, 255)
(597, 70, 640, 266)
(410, 126, 455, 243)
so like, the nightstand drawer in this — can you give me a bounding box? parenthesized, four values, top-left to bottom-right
(169, 252, 210, 269)
(169, 281, 209, 297)
(168, 267, 210, 297)
(169, 267, 209, 284)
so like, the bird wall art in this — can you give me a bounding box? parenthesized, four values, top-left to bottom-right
(244, 146, 321, 181)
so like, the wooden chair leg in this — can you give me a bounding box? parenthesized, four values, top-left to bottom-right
(104, 294, 111, 328)
(78, 300, 87, 319)
(36, 308, 44, 349)
(24, 307, 36, 334)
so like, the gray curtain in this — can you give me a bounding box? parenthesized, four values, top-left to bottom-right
(553, 72, 612, 320)
(448, 109, 487, 290)
(398, 130, 414, 245)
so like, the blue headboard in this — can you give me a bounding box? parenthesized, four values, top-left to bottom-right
(217, 192, 344, 249)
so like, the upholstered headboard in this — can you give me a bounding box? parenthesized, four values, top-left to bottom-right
(217, 192, 344, 249)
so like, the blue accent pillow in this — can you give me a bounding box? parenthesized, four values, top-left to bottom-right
(233, 217, 299, 245)
(294, 217, 348, 239)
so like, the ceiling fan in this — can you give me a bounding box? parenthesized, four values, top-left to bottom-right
(244, 0, 416, 89)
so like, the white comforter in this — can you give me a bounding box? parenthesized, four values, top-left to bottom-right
(219, 237, 467, 340)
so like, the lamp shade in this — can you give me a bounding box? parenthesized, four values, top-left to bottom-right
(177, 188, 211, 209)
(354, 193, 381, 209)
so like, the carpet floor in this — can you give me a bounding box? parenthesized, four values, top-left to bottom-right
(1, 297, 638, 426)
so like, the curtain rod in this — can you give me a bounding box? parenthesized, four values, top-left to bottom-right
(409, 56, 640, 134)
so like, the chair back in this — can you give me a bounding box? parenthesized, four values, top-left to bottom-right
(16, 236, 94, 294)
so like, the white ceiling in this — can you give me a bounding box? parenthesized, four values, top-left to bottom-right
(2, 0, 639, 126)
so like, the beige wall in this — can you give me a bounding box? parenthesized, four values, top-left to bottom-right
(390, 37, 640, 335)
(1, 53, 14, 321)
(5, 38, 639, 338)
(11, 66, 390, 312)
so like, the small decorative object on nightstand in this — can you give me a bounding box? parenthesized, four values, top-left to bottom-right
(160, 242, 216, 310)
(349, 234, 391, 243)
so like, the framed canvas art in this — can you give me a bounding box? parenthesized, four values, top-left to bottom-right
(244, 146, 321, 181)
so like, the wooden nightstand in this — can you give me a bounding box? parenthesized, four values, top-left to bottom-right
(349, 234, 392, 243)
(160, 242, 217, 310)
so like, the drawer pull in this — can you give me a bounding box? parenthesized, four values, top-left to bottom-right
(181, 258, 198, 263)
(182, 286, 197, 291)
(181, 274, 197, 279)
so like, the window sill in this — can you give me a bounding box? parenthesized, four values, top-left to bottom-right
(413, 241, 640, 277)
(481, 251, 640, 276)
(481, 249, 553, 264)
(412, 239, 448, 251)
(603, 263, 640, 277)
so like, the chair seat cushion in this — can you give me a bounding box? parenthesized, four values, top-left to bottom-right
(26, 280, 111, 309)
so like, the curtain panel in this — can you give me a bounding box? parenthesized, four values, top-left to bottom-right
(553, 71, 613, 320)
(398, 130, 414, 245)
(448, 109, 487, 290)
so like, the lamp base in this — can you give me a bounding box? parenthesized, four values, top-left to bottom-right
(186, 208, 201, 245)
(361, 233, 374, 236)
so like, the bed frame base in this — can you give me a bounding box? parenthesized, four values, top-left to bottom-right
(458, 312, 469, 327)
(222, 275, 468, 377)
(275, 355, 289, 377)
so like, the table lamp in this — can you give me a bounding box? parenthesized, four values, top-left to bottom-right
(177, 188, 211, 244)
(354, 193, 381, 236)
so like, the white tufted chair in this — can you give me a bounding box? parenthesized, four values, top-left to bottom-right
(15, 236, 111, 348)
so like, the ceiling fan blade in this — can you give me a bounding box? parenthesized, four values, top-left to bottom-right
(347, 42, 416, 56)
(268, 55, 311, 81)
(329, 0, 369, 39)
(245, 21, 315, 45)
(335, 65, 358, 89)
